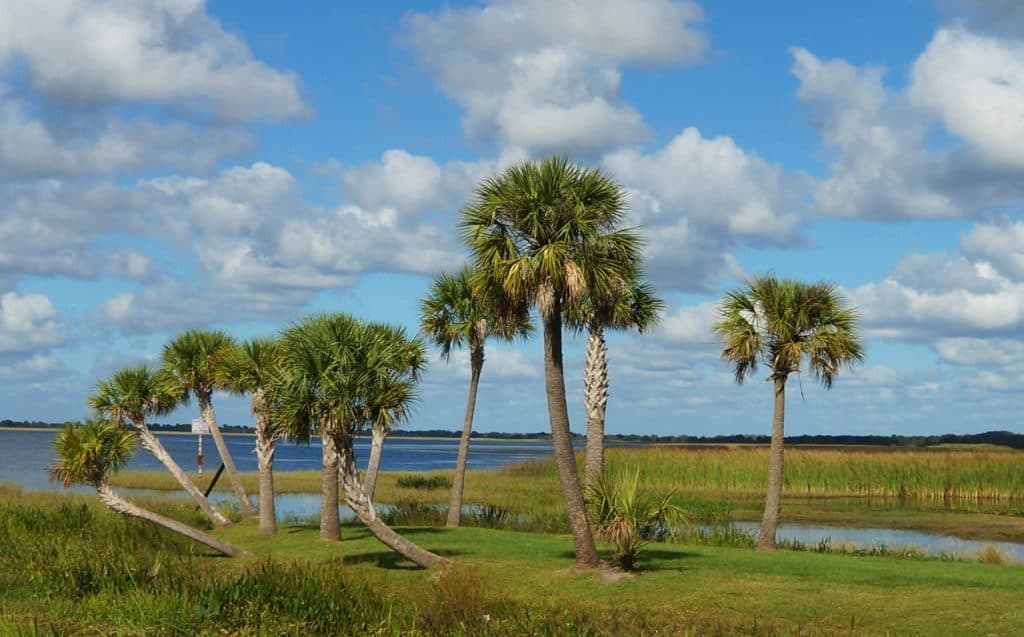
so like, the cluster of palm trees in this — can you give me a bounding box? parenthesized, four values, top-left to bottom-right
(54, 155, 864, 569)
(55, 321, 446, 566)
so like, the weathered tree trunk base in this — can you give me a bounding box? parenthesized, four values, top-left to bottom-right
(255, 414, 277, 535)
(583, 327, 609, 492)
(201, 397, 257, 517)
(96, 483, 246, 557)
(363, 427, 386, 501)
(757, 375, 787, 552)
(334, 435, 449, 569)
(448, 344, 483, 527)
(133, 422, 230, 527)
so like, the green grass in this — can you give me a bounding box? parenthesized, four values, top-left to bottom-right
(3, 487, 1024, 635)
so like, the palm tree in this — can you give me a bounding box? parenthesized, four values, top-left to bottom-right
(270, 313, 359, 541)
(714, 275, 864, 551)
(361, 322, 428, 501)
(419, 265, 532, 526)
(272, 313, 448, 568)
(567, 276, 662, 491)
(460, 156, 641, 569)
(162, 329, 256, 517)
(90, 365, 230, 526)
(51, 419, 245, 557)
(216, 338, 283, 535)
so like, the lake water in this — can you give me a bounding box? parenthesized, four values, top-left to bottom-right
(728, 521, 1024, 563)
(0, 428, 561, 491)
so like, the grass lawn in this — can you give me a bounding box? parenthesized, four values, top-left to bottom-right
(3, 484, 1024, 635)
(213, 517, 1024, 635)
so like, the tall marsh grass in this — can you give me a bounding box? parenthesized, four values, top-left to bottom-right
(112, 445, 1024, 501)
(622, 446, 1024, 499)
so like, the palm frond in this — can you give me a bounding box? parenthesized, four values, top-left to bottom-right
(714, 274, 864, 387)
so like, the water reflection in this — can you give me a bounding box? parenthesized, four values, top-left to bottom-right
(727, 521, 1024, 562)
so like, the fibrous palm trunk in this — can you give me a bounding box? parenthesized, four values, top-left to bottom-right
(96, 483, 246, 557)
(541, 302, 602, 569)
(363, 427, 386, 500)
(757, 375, 787, 551)
(320, 431, 340, 541)
(333, 433, 448, 569)
(583, 325, 609, 492)
(253, 391, 277, 535)
(200, 394, 256, 517)
(447, 342, 484, 527)
(132, 420, 230, 526)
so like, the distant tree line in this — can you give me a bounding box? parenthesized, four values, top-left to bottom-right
(6, 419, 1021, 449)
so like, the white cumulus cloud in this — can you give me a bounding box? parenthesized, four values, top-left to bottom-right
(404, 0, 707, 155)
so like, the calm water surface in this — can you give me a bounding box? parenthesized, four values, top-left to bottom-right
(728, 521, 1024, 562)
(0, 428, 560, 490)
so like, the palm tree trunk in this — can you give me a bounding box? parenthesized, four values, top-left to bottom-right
(541, 303, 602, 569)
(96, 483, 246, 557)
(253, 392, 277, 535)
(132, 420, 230, 526)
(333, 433, 448, 569)
(583, 325, 609, 492)
(320, 431, 340, 541)
(363, 427, 386, 500)
(447, 342, 484, 527)
(200, 394, 256, 517)
(757, 374, 787, 552)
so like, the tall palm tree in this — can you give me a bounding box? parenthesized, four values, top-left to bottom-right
(271, 313, 359, 541)
(90, 365, 230, 526)
(50, 419, 245, 557)
(272, 313, 447, 568)
(419, 265, 532, 526)
(162, 329, 256, 517)
(361, 322, 428, 501)
(714, 275, 864, 551)
(566, 277, 663, 491)
(460, 156, 641, 569)
(216, 337, 283, 535)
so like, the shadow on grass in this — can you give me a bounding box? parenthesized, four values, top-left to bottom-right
(340, 549, 469, 570)
(390, 526, 453, 536)
(636, 548, 704, 572)
(552, 547, 704, 572)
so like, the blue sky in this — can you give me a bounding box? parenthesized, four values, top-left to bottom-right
(2, 0, 1024, 437)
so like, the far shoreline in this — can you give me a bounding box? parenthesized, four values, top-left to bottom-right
(0, 426, 553, 442)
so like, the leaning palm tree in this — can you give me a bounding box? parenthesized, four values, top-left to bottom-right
(714, 275, 863, 551)
(90, 365, 230, 526)
(419, 265, 532, 526)
(361, 322, 428, 500)
(567, 276, 662, 491)
(460, 156, 641, 569)
(216, 338, 283, 534)
(51, 419, 245, 557)
(272, 313, 447, 569)
(162, 329, 256, 517)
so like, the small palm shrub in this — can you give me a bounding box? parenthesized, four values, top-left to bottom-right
(585, 470, 685, 570)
